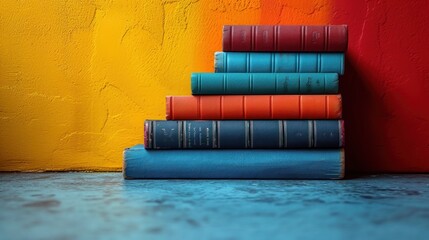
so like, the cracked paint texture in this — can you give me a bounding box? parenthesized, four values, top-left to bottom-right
(1, 0, 428, 172)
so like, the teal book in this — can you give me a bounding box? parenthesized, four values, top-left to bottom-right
(214, 52, 344, 75)
(123, 145, 345, 179)
(191, 73, 339, 94)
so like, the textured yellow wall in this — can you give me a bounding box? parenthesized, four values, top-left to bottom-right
(0, 0, 330, 171)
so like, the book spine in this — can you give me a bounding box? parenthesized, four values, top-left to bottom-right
(144, 120, 182, 149)
(191, 73, 339, 95)
(165, 95, 342, 120)
(145, 120, 344, 149)
(124, 145, 345, 179)
(223, 25, 348, 52)
(183, 120, 217, 148)
(214, 52, 344, 75)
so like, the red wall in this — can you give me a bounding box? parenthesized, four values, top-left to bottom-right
(331, 0, 429, 172)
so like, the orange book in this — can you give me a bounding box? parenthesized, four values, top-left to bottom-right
(166, 95, 342, 120)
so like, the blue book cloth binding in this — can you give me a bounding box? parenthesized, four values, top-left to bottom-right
(145, 120, 344, 149)
(191, 73, 339, 94)
(214, 52, 344, 75)
(123, 145, 345, 179)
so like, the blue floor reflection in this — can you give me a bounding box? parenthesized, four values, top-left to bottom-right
(1, 173, 428, 240)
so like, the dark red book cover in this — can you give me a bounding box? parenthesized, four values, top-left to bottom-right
(223, 25, 348, 52)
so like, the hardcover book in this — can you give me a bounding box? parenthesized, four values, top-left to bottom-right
(214, 52, 344, 75)
(144, 120, 345, 149)
(223, 25, 348, 52)
(123, 145, 345, 179)
(191, 73, 339, 95)
(166, 95, 342, 120)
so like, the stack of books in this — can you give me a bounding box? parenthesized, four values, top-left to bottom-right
(124, 25, 348, 179)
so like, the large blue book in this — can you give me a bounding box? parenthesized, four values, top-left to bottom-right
(145, 120, 344, 149)
(214, 52, 344, 75)
(123, 145, 345, 179)
(191, 73, 339, 94)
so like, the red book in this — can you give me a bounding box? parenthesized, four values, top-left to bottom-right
(223, 25, 348, 52)
(166, 95, 342, 120)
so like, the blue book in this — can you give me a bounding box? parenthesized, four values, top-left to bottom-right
(214, 52, 344, 75)
(191, 73, 339, 94)
(144, 120, 345, 149)
(123, 145, 345, 179)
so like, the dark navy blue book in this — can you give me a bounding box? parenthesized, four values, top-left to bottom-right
(214, 52, 344, 75)
(144, 120, 344, 149)
(191, 73, 339, 95)
(123, 145, 345, 179)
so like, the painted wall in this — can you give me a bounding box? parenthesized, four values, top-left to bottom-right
(330, 0, 429, 172)
(0, 0, 428, 172)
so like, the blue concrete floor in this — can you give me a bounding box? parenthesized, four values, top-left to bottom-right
(0, 173, 429, 240)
